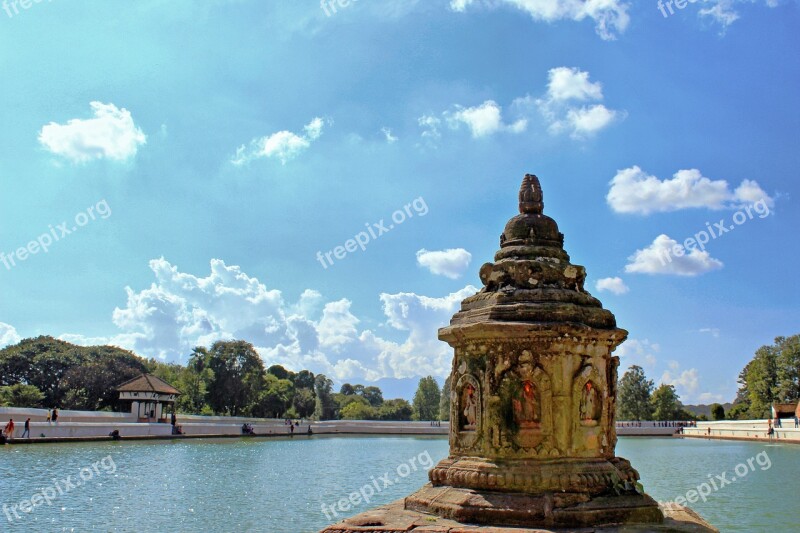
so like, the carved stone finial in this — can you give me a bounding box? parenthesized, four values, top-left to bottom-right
(519, 174, 544, 214)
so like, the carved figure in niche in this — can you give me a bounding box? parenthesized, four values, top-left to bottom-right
(462, 384, 477, 430)
(580, 382, 599, 424)
(512, 381, 539, 428)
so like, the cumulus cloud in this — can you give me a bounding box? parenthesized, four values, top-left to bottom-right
(607, 166, 773, 215)
(38, 102, 146, 163)
(661, 366, 700, 399)
(533, 67, 621, 139)
(61, 258, 478, 382)
(595, 276, 629, 295)
(625, 234, 723, 276)
(0, 322, 21, 349)
(450, 0, 630, 40)
(617, 338, 659, 370)
(232, 117, 327, 165)
(447, 100, 527, 138)
(419, 100, 527, 143)
(416, 248, 472, 279)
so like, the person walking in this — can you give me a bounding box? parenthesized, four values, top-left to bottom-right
(794, 415, 798, 429)
(52, 408, 59, 424)
(21, 418, 30, 438)
(3, 419, 14, 440)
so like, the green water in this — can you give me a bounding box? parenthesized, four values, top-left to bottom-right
(0, 436, 797, 532)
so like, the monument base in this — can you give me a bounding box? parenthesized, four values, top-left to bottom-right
(319, 498, 718, 533)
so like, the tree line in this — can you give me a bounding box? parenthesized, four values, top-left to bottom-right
(0, 336, 451, 421)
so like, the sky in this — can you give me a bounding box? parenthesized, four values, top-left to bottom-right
(0, 0, 798, 403)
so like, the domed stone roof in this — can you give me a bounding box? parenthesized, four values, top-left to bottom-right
(441, 173, 622, 333)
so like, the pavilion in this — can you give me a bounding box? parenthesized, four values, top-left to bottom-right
(116, 374, 181, 423)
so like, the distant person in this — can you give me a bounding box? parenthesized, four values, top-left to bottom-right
(775, 417, 782, 428)
(4, 419, 15, 440)
(22, 418, 30, 439)
(795, 416, 799, 428)
(52, 408, 59, 423)
(109, 429, 121, 440)
(171, 412, 177, 426)
(46, 410, 51, 423)
(307, 425, 313, 436)
(767, 419, 774, 440)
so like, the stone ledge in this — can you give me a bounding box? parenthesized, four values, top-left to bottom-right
(319, 500, 718, 533)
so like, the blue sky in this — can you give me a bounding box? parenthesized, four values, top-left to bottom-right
(0, 0, 797, 403)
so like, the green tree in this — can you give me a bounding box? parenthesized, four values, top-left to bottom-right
(339, 383, 356, 395)
(378, 399, 414, 421)
(292, 370, 316, 390)
(439, 375, 451, 421)
(413, 376, 441, 421)
(650, 384, 682, 421)
(361, 386, 384, 407)
(291, 387, 317, 418)
(313, 374, 337, 420)
(0, 384, 45, 407)
(252, 374, 294, 418)
(340, 397, 377, 420)
(617, 366, 654, 421)
(204, 340, 265, 416)
(267, 365, 294, 381)
(710, 403, 725, 420)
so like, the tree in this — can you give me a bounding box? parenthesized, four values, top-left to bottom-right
(205, 340, 265, 416)
(313, 374, 337, 420)
(413, 376, 441, 421)
(339, 383, 356, 395)
(340, 397, 377, 420)
(650, 384, 682, 421)
(292, 388, 317, 418)
(710, 403, 725, 420)
(378, 399, 413, 421)
(293, 370, 316, 391)
(439, 375, 452, 421)
(617, 366, 654, 421)
(0, 384, 45, 407)
(361, 386, 384, 407)
(267, 365, 294, 381)
(252, 374, 294, 418)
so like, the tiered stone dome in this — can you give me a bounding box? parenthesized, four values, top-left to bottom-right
(445, 174, 618, 331)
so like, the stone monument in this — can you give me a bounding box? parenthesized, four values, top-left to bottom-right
(322, 174, 717, 532)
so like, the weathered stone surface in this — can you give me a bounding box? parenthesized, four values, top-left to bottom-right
(319, 500, 719, 532)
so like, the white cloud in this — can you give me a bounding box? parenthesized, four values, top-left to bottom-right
(625, 234, 723, 276)
(607, 166, 773, 215)
(697, 0, 780, 32)
(61, 257, 479, 383)
(420, 100, 527, 143)
(699, 327, 720, 338)
(450, 0, 630, 40)
(381, 127, 398, 143)
(595, 276, 629, 295)
(447, 100, 528, 138)
(697, 392, 726, 404)
(535, 67, 621, 139)
(617, 338, 659, 370)
(416, 248, 472, 279)
(232, 117, 327, 165)
(661, 367, 700, 400)
(38, 102, 146, 163)
(0, 322, 21, 349)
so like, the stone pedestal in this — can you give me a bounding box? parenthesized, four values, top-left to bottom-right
(320, 174, 716, 533)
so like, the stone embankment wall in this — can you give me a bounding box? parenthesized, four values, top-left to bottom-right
(0, 406, 448, 441)
(682, 420, 800, 443)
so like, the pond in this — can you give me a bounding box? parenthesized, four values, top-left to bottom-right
(1, 436, 796, 532)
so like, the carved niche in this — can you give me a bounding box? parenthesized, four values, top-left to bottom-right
(454, 373, 481, 449)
